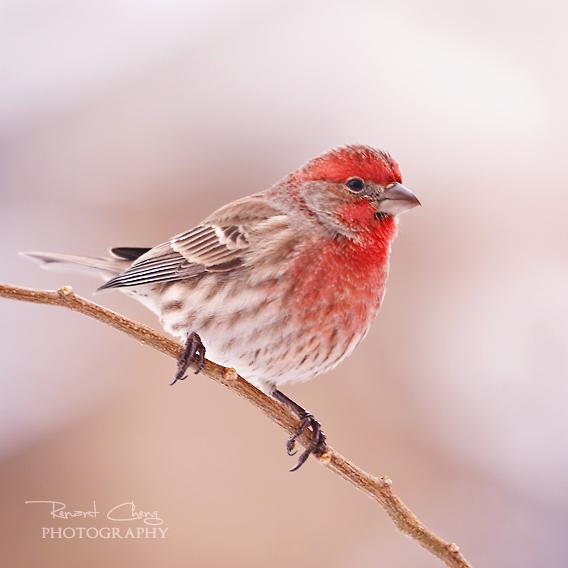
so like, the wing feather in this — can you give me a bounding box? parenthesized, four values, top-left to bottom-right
(99, 194, 288, 290)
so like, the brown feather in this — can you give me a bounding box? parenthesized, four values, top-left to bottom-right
(99, 195, 287, 290)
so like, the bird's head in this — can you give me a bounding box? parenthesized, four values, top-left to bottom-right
(282, 145, 420, 237)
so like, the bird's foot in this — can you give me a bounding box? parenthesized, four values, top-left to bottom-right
(287, 412, 327, 472)
(170, 331, 206, 385)
(272, 389, 328, 472)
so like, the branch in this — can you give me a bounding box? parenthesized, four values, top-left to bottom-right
(0, 282, 472, 568)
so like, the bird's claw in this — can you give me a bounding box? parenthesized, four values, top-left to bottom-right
(170, 331, 206, 386)
(271, 390, 328, 471)
(286, 414, 311, 456)
(286, 438, 298, 456)
(288, 413, 327, 472)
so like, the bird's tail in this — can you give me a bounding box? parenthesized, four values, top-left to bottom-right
(22, 251, 130, 280)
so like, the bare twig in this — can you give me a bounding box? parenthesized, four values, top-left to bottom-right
(0, 282, 472, 568)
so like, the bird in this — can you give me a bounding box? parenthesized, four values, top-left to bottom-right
(25, 145, 420, 470)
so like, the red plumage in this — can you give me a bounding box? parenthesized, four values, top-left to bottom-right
(296, 145, 402, 186)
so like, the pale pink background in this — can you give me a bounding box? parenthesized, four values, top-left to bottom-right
(1, 1, 566, 566)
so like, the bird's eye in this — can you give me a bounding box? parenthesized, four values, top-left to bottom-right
(345, 177, 365, 193)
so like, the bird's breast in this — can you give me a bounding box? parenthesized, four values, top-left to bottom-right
(156, 222, 395, 391)
(289, 227, 393, 328)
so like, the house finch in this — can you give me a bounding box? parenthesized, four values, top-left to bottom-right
(26, 145, 420, 470)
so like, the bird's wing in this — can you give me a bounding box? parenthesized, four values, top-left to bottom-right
(99, 195, 287, 289)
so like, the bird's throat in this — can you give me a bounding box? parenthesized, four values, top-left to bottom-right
(290, 215, 396, 318)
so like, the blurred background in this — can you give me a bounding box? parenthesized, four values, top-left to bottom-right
(1, 1, 567, 566)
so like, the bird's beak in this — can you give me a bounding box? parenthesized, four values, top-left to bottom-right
(375, 183, 421, 216)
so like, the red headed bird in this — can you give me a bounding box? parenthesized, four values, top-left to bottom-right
(27, 145, 420, 470)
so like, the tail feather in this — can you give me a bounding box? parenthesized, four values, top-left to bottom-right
(22, 251, 129, 279)
(111, 247, 151, 261)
